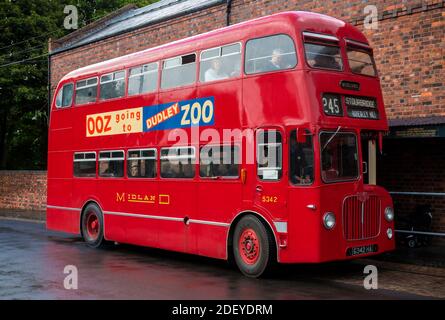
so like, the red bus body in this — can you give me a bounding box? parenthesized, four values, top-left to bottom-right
(47, 11, 395, 265)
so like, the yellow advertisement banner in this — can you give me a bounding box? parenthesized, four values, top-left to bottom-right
(86, 107, 143, 137)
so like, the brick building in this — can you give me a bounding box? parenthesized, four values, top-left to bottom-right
(44, 0, 445, 236)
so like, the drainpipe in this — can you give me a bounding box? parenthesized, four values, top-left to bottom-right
(47, 54, 51, 126)
(226, 0, 232, 26)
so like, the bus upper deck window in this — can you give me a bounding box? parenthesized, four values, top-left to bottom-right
(257, 130, 282, 180)
(75, 77, 98, 105)
(245, 34, 297, 75)
(55, 83, 74, 108)
(161, 53, 196, 89)
(200, 43, 241, 82)
(100, 70, 125, 100)
(347, 47, 377, 77)
(303, 32, 343, 71)
(128, 62, 158, 96)
(289, 130, 314, 185)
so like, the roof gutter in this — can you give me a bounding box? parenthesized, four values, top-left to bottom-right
(49, 0, 226, 57)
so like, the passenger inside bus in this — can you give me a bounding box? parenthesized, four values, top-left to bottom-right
(309, 46, 342, 70)
(321, 152, 340, 181)
(205, 59, 229, 81)
(129, 160, 139, 177)
(99, 161, 113, 177)
(289, 130, 314, 185)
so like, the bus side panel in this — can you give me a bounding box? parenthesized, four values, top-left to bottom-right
(46, 208, 80, 234)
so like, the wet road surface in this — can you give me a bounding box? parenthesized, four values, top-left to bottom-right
(0, 218, 442, 299)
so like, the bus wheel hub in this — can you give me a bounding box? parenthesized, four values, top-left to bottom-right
(239, 229, 260, 264)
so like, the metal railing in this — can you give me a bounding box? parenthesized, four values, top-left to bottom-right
(390, 191, 445, 237)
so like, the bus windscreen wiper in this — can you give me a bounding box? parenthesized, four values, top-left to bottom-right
(322, 126, 342, 152)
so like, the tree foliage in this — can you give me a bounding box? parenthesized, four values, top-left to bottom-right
(0, 0, 158, 170)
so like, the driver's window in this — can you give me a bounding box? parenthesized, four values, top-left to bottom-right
(289, 129, 314, 185)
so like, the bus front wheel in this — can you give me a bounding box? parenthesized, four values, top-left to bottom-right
(81, 203, 106, 248)
(233, 215, 275, 277)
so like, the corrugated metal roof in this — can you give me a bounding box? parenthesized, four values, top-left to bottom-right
(52, 0, 225, 54)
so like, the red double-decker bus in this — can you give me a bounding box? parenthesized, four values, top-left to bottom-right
(48, 11, 395, 277)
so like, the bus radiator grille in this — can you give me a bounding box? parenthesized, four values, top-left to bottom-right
(343, 195, 381, 241)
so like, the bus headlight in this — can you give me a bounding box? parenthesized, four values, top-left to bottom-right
(323, 212, 336, 230)
(386, 228, 393, 239)
(385, 207, 394, 222)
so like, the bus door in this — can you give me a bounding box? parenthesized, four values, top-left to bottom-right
(287, 127, 317, 255)
(195, 144, 243, 258)
(252, 128, 287, 220)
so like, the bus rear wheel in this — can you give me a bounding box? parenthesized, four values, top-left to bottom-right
(81, 203, 106, 248)
(233, 215, 275, 278)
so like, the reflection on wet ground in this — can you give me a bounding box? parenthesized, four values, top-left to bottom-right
(0, 219, 432, 299)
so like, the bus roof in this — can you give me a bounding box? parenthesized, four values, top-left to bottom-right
(60, 11, 368, 82)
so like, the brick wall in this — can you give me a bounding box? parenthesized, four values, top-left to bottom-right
(50, 0, 445, 121)
(0, 171, 47, 211)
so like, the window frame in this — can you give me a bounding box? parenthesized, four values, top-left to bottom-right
(74, 76, 99, 106)
(99, 70, 127, 101)
(127, 148, 157, 179)
(256, 130, 283, 181)
(160, 52, 197, 90)
(302, 31, 344, 72)
(319, 131, 360, 184)
(98, 150, 125, 178)
(199, 144, 240, 179)
(199, 42, 242, 83)
(127, 62, 159, 97)
(73, 151, 97, 178)
(345, 39, 378, 78)
(55, 82, 74, 109)
(289, 129, 315, 186)
(160, 146, 196, 179)
(244, 33, 298, 76)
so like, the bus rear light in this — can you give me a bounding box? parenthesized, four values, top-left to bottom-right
(278, 234, 288, 248)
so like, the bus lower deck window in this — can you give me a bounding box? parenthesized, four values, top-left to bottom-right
(200, 145, 240, 178)
(73, 152, 96, 177)
(127, 149, 157, 178)
(160, 147, 195, 178)
(289, 130, 314, 185)
(99, 151, 124, 178)
(320, 132, 359, 182)
(257, 130, 282, 180)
